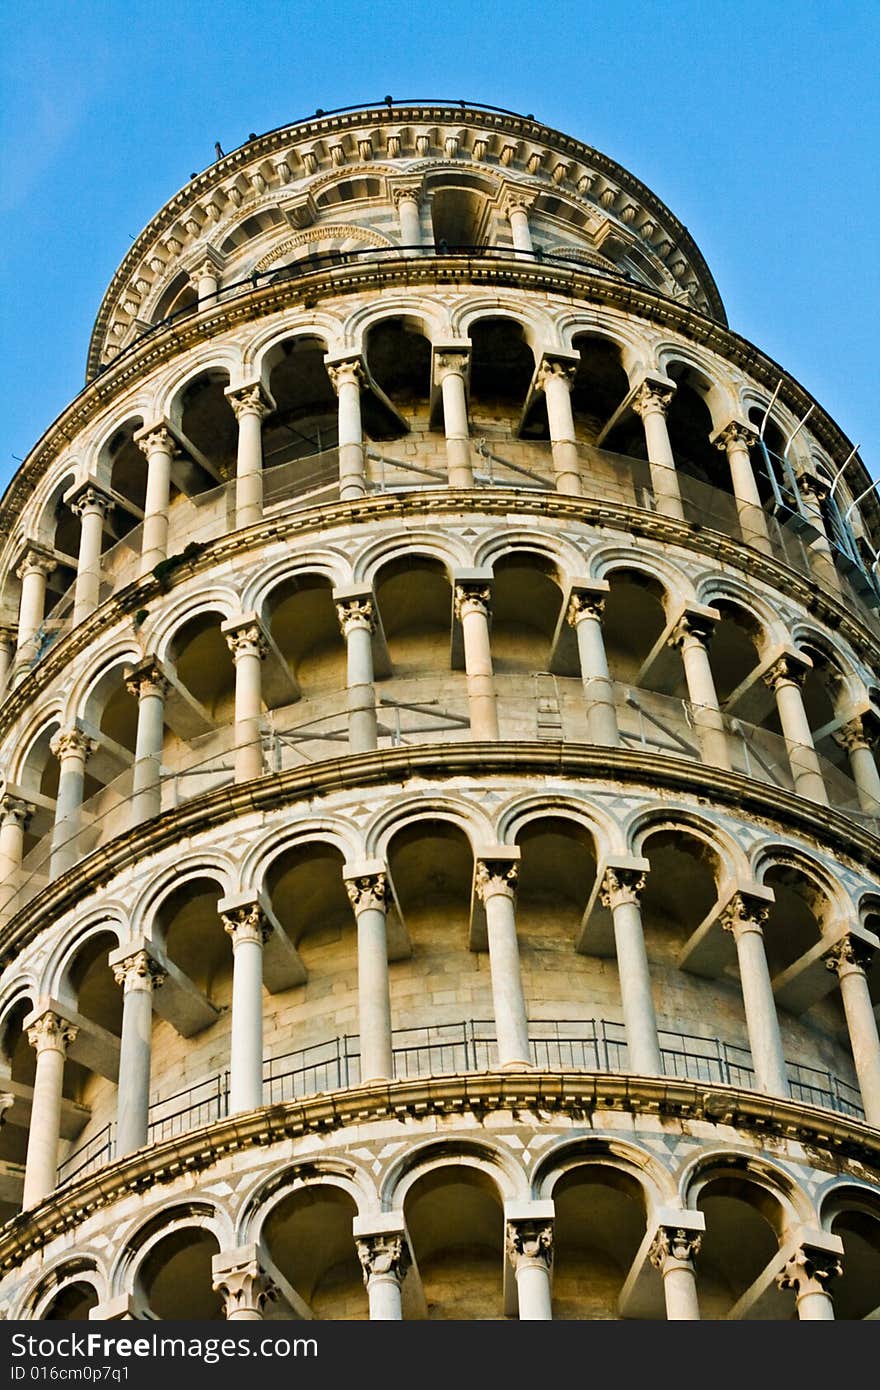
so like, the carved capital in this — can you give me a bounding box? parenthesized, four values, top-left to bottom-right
(535, 359, 577, 393)
(649, 1226, 702, 1271)
(112, 950, 167, 994)
(326, 358, 365, 395)
(345, 871, 389, 916)
(434, 350, 470, 380)
(631, 381, 675, 419)
(221, 904, 272, 946)
(336, 597, 375, 638)
(825, 934, 875, 978)
(212, 1256, 278, 1317)
(27, 1011, 78, 1056)
(0, 795, 35, 831)
(763, 654, 808, 693)
(124, 660, 169, 702)
(599, 866, 645, 910)
(225, 623, 268, 662)
(475, 858, 518, 903)
(227, 385, 272, 422)
(453, 583, 492, 622)
(776, 1245, 842, 1299)
(714, 421, 759, 454)
(669, 610, 715, 650)
(720, 891, 770, 939)
(68, 486, 113, 520)
(834, 716, 875, 754)
(50, 728, 97, 765)
(797, 473, 831, 505)
(16, 548, 56, 582)
(390, 183, 423, 209)
(356, 1233, 411, 1286)
(506, 1219, 553, 1271)
(567, 590, 605, 626)
(136, 426, 175, 459)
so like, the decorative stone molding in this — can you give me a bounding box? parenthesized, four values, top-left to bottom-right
(326, 358, 366, 394)
(224, 622, 268, 662)
(775, 1244, 842, 1298)
(227, 385, 272, 421)
(124, 659, 170, 703)
(49, 728, 97, 764)
(26, 1011, 78, 1056)
(506, 1219, 554, 1271)
(599, 866, 646, 910)
(825, 933, 875, 977)
(356, 1233, 412, 1287)
(221, 903, 272, 947)
(0, 795, 35, 831)
(720, 891, 771, 939)
(648, 1226, 702, 1270)
(453, 582, 492, 621)
(345, 871, 389, 915)
(474, 858, 519, 902)
(111, 949, 167, 994)
(336, 596, 375, 637)
(631, 380, 675, 419)
(212, 1250, 278, 1317)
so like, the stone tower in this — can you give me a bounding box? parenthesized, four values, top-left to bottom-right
(0, 101, 877, 1321)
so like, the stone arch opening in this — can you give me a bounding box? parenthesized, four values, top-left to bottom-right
(490, 551, 564, 675)
(694, 1171, 789, 1318)
(263, 572, 345, 698)
(551, 1162, 647, 1319)
(570, 333, 631, 446)
(174, 368, 237, 482)
(375, 554, 452, 677)
(265, 335, 338, 465)
(40, 1280, 100, 1320)
(825, 1194, 880, 1320)
(404, 1163, 505, 1319)
(136, 1225, 223, 1320)
(364, 318, 432, 423)
(262, 1183, 365, 1319)
(468, 318, 535, 436)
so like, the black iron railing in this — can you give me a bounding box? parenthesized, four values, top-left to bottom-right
(55, 1019, 865, 1188)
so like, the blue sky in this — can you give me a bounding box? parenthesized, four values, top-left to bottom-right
(1, 0, 878, 489)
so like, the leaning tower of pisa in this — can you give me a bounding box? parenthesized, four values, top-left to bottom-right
(0, 100, 877, 1322)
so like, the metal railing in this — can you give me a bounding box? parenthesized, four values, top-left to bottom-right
(5, 674, 875, 926)
(55, 1017, 865, 1188)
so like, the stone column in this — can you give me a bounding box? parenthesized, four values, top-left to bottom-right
(22, 1010, 78, 1207)
(327, 358, 367, 500)
(213, 1248, 278, 1321)
(0, 794, 34, 915)
(356, 1231, 412, 1320)
(135, 425, 175, 576)
(826, 936, 880, 1127)
(836, 716, 880, 814)
(567, 585, 618, 745)
(435, 351, 473, 487)
(221, 903, 271, 1114)
(345, 864, 393, 1083)
(454, 581, 498, 739)
(0, 625, 16, 693)
(505, 195, 534, 253)
(668, 606, 731, 770)
(193, 256, 221, 305)
(475, 852, 530, 1068)
(125, 660, 169, 823)
(536, 358, 582, 496)
(15, 547, 56, 662)
(721, 892, 788, 1097)
(391, 184, 423, 253)
(798, 473, 842, 596)
(712, 421, 773, 554)
(649, 1226, 702, 1320)
(764, 654, 827, 804)
(600, 865, 661, 1074)
(335, 594, 377, 754)
(631, 379, 685, 520)
(49, 727, 97, 877)
(111, 948, 167, 1156)
(506, 1217, 554, 1319)
(227, 385, 272, 530)
(69, 485, 113, 626)
(224, 620, 268, 783)
(776, 1244, 841, 1320)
